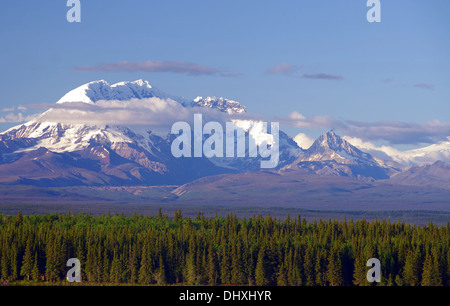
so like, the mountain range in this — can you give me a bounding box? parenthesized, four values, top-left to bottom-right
(0, 80, 299, 186)
(0, 79, 449, 210)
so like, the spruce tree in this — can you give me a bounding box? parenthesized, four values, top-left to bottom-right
(31, 252, 40, 282)
(403, 249, 421, 286)
(276, 263, 288, 286)
(231, 240, 245, 285)
(20, 237, 34, 281)
(45, 237, 59, 282)
(315, 248, 327, 286)
(155, 254, 167, 285)
(206, 244, 218, 285)
(109, 250, 122, 283)
(255, 246, 268, 286)
(1, 242, 9, 281)
(220, 243, 231, 285)
(15, 210, 23, 227)
(421, 250, 442, 286)
(101, 248, 110, 283)
(184, 252, 196, 285)
(353, 249, 368, 286)
(326, 246, 343, 286)
(303, 246, 315, 286)
(138, 241, 152, 284)
(128, 245, 138, 284)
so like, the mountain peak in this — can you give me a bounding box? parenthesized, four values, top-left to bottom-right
(88, 79, 109, 85)
(55, 79, 244, 114)
(314, 130, 344, 150)
(111, 79, 152, 89)
(326, 129, 336, 137)
(131, 79, 151, 87)
(56, 80, 109, 104)
(288, 130, 396, 180)
(56, 79, 168, 104)
(296, 130, 380, 166)
(190, 96, 246, 114)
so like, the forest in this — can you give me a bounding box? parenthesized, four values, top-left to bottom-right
(0, 210, 448, 286)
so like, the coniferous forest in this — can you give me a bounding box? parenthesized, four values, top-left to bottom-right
(0, 210, 448, 286)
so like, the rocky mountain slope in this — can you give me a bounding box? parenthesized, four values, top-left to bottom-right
(0, 80, 299, 186)
(286, 130, 404, 181)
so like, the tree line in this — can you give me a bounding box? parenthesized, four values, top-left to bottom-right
(0, 210, 448, 286)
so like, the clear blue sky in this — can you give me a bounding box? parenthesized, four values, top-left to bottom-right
(0, 1, 449, 145)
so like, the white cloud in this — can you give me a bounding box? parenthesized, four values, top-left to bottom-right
(293, 133, 315, 150)
(276, 111, 342, 130)
(340, 119, 450, 145)
(344, 136, 450, 166)
(0, 112, 36, 123)
(36, 98, 245, 129)
(278, 111, 450, 146)
(343, 137, 401, 161)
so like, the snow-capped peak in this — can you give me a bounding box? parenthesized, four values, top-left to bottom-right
(190, 96, 246, 114)
(56, 80, 109, 104)
(56, 79, 166, 104)
(300, 130, 378, 165)
(317, 130, 341, 149)
(55, 79, 245, 114)
(111, 79, 152, 89)
(3, 79, 252, 155)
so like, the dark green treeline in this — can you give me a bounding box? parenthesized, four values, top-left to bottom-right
(0, 210, 449, 286)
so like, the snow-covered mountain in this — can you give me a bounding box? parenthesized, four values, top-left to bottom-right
(56, 79, 246, 114)
(1, 79, 447, 187)
(0, 119, 229, 186)
(57, 79, 184, 105)
(0, 79, 300, 186)
(297, 130, 377, 164)
(189, 96, 246, 114)
(286, 130, 403, 181)
(207, 119, 302, 171)
(382, 140, 450, 166)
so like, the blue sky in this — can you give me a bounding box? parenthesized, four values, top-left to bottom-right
(0, 1, 449, 147)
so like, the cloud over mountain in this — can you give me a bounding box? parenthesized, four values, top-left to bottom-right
(0, 112, 36, 123)
(340, 119, 450, 145)
(36, 98, 244, 129)
(278, 112, 450, 146)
